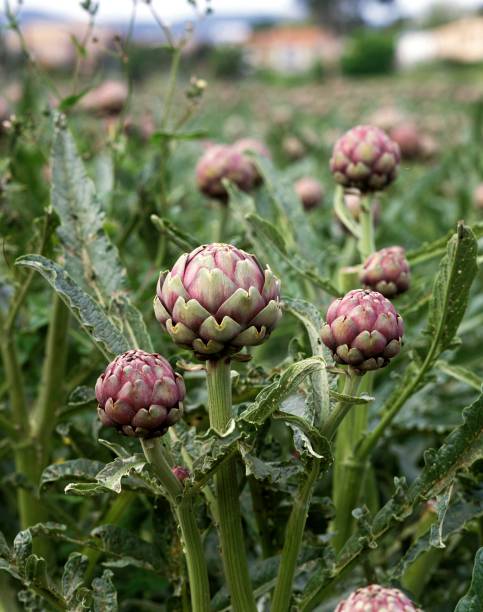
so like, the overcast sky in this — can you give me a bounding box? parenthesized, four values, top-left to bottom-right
(10, 0, 483, 23)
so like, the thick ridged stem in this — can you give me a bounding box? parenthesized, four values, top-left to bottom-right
(270, 461, 320, 612)
(142, 438, 211, 612)
(331, 372, 367, 552)
(32, 294, 70, 467)
(206, 359, 257, 612)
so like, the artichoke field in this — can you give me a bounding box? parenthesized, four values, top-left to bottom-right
(0, 5, 483, 612)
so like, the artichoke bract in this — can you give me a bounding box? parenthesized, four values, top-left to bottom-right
(154, 243, 282, 359)
(335, 584, 421, 612)
(321, 289, 404, 373)
(196, 144, 256, 202)
(96, 350, 185, 438)
(330, 124, 401, 193)
(294, 177, 324, 211)
(360, 246, 410, 297)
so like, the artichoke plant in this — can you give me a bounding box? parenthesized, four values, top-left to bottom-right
(360, 246, 410, 297)
(321, 289, 404, 373)
(335, 584, 421, 611)
(96, 350, 185, 438)
(196, 143, 256, 201)
(330, 124, 401, 192)
(154, 243, 282, 358)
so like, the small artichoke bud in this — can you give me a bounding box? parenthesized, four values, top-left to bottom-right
(321, 289, 404, 374)
(330, 125, 401, 193)
(294, 177, 324, 211)
(95, 350, 185, 438)
(154, 243, 282, 359)
(232, 137, 270, 184)
(390, 122, 423, 160)
(172, 466, 190, 482)
(344, 192, 381, 226)
(335, 584, 421, 612)
(196, 144, 256, 202)
(282, 135, 305, 160)
(360, 246, 410, 297)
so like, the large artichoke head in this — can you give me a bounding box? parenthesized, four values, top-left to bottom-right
(96, 350, 185, 438)
(330, 124, 400, 193)
(335, 584, 421, 612)
(154, 243, 282, 359)
(321, 289, 404, 374)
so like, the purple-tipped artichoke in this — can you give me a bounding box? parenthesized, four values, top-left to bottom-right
(95, 350, 185, 438)
(154, 243, 282, 358)
(321, 289, 404, 373)
(294, 177, 324, 211)
(196, 144, 256, 202)
(335, 584, 421, 612)
(233, 138, 270, 184)
(330, 125, 401, 192)
(360, 246, 410, 297)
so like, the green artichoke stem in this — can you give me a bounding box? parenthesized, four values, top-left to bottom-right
(320, 368, 360, 440)
(270, 460, 320, 612)
(32, 294, 70, 468)
(206, 358, 257, 612)
(217, 201, 230, 242)
(358, 195, 375, 260)
(142, 438, 211, 612)
(331, 370, 368, 552)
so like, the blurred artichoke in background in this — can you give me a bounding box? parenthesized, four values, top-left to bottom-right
(294, 177, 324, 211)
(360, 246, 410, 297)
(96, 350, 185, 438)
(330, 124, 400, 192)
(154, 243, 282, 358)
(196, 144, 256, 201)
(321, 289, 404, 373)
(233, 137, 270, 184)
(473, 183, 483, 210)
(335, 584, 421, 611)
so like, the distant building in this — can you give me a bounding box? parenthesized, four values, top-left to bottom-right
(244, 26, 341, 73)
(397, 17, 483, 67)
(5, 22, 116, 71)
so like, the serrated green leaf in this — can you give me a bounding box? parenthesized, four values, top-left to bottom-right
(426, 223, 478, 360)
(95, 455, 146, 494)
(16, 255, 129, 358)
(52, 121, 125, 302)
(40, 459, 105, 490)
(240, 356, 326, 426)
(109, 295, 153, 352)
(65, 482, 110, 497)
(190, 424, 242, 488)
(455, 547, 483, 612)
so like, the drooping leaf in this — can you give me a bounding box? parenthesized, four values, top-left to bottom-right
(16, 255, 129, 358)
(92, 569, 118, 612)
(62, 553, 88, 603)
(425, 223, 478, 360)
(40, 459, 105, 490)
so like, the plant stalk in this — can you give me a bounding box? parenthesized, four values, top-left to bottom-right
(32, 294, 70, 467)
(358, 195, 375, 260)
(206, 358, 257, 612)
(331, 372, 366, 552)
(142, 438, 211, 612)
(270, 460, 320, 612)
